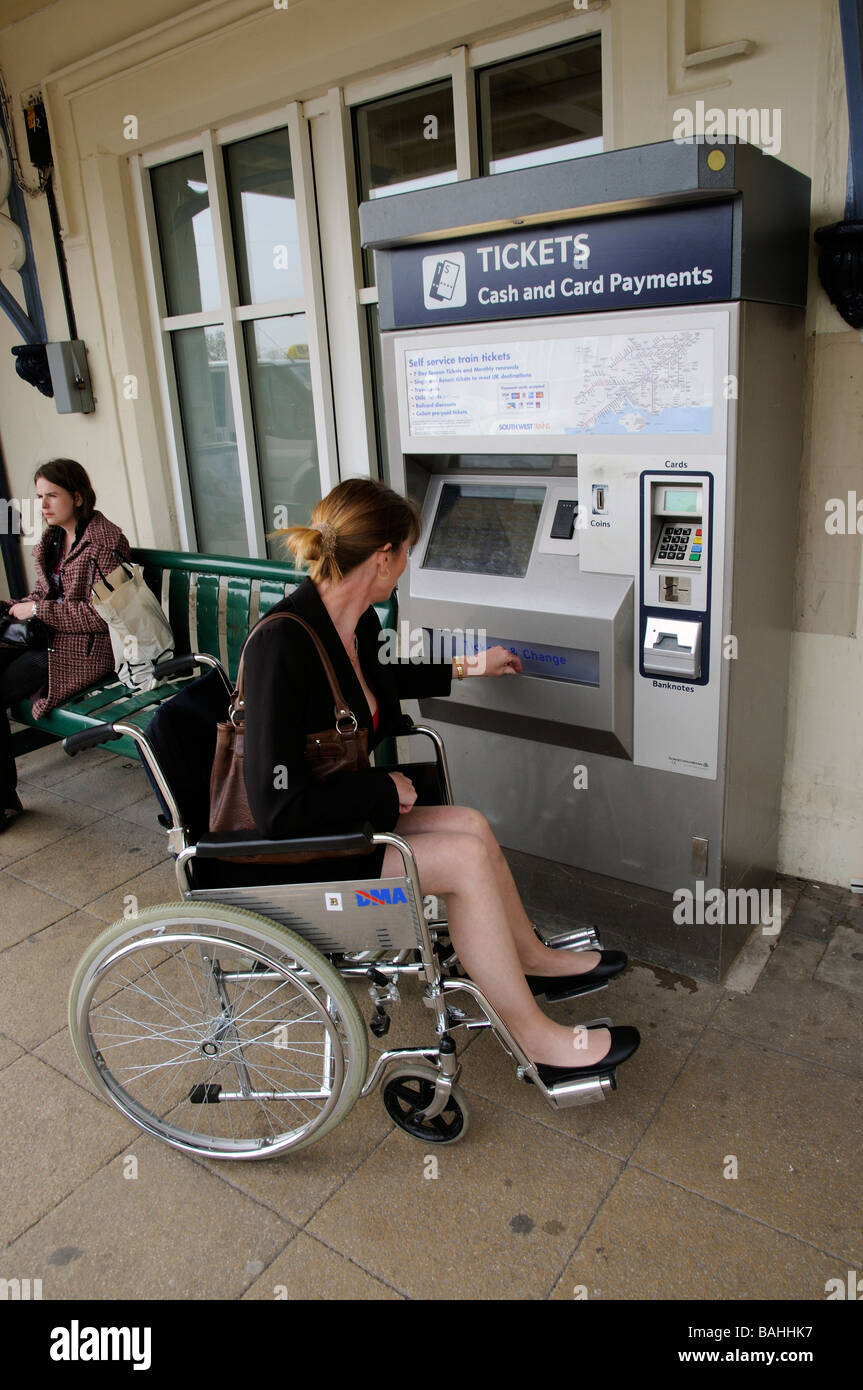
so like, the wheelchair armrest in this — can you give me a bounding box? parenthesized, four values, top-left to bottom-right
(392, 721, 453, 805)
(64, 724, 123, 756)
(152, 652, 231, 688)
(194, 823, 376, 859)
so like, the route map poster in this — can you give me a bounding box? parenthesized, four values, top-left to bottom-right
(403, 328, 714, 438)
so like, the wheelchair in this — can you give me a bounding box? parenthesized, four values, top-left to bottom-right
(64, 653, 620, 1161)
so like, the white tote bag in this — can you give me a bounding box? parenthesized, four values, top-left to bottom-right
(91, 560, 175, 691)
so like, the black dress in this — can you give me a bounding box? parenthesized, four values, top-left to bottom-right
(238, 576, 452, 883)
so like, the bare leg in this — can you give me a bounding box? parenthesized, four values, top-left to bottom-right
(380, 829, 612, 1069)
(394, 804, 601, 977)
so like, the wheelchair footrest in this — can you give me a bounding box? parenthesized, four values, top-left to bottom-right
(523, 1067, 616, 1109)
(189, 1083, 222, 1104)
(546, 1069, 616, 1108)
(539, 925, 603, 953)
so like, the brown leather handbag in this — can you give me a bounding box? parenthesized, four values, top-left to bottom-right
(209, 611, 371, 863)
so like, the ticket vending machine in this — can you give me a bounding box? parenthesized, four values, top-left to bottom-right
(360, 140, 810, 980)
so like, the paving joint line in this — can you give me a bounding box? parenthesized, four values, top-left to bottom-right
(295, 1227, 412, 1299)
(701, 1020, 863, 1082)
(626, 1160, 861, 1271)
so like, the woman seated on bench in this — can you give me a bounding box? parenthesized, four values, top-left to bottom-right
(242, 478, 639, 1082)
(0, 459, 130, 831)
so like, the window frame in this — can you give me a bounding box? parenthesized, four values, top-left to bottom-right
(132, 11, 609, 554)
(132, 106, 336, 557)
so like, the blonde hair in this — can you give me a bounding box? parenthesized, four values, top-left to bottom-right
(278, 478, 421, 583)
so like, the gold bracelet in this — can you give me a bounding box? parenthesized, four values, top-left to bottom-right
(455, 660, 464, 680)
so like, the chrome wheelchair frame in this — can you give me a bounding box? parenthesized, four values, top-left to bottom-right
(65, 653, 617, 1160)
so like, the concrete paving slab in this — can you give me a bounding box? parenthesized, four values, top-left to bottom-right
(243, 1231, 404, 1300)
(17, 741, 117, 790)
(9, 817, 167, 907)
(632, 1029, 863, 1265)
(82, 859, 179, 924)
(776, 873, 807, 915)
(309, 1092, 621, 1299)
(604, 957, 724, 1021)
(0, 1033, 23, 1074)
(190, 1082, 394, 1227)
(1, 1134, 294, 1299)
(0, 909, 107, 1049)
(0, 785, 104, 864)
(813, 924, 863, 996)
(837, 894, 863, 929)
(0, 873, 78, 949)
(549, 1166, 847, 1300)
(114, 795, 165, 831)
(53, 759, 152, 814)
(783, 882, 847, 943)
(34, 1026, 100, 1099)
(713, 933, 863, 1077)
(722, 882, 805, 995)
(455, 957, 716, 1158)
(0, 1054, 130, 1247)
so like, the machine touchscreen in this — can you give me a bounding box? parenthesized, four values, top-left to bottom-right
(422, 483, 544, 577)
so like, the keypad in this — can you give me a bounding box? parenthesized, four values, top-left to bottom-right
(656, 523, 703, 564)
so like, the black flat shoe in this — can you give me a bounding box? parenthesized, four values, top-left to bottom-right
(526, 950, 628, 1001)
(533, 1025, 640, 1084)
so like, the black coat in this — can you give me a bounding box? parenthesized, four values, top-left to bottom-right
(240, 576, 452, 881)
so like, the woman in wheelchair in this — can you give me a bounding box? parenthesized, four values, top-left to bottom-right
(243, 478, 639, 1083)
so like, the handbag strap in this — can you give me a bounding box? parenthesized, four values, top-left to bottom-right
(235, 610, 357, 726)
(90, 552, 134, 592)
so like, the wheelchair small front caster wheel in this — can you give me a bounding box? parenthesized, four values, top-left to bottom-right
(382, 1065, 469, 1143)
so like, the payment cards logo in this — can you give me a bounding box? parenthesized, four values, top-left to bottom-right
(422, 252, 466, 310)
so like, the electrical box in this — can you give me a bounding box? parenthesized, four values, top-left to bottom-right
(46, 340, 94, 414)
(23, 95, 52, 172)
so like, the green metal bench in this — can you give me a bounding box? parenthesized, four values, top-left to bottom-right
(11, 549, 396, 761)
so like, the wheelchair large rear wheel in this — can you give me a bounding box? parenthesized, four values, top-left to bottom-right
(69, 903, 368, 1159)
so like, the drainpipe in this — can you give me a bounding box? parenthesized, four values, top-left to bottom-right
(814, 0, 863, 327)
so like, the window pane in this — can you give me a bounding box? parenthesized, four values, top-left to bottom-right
(354, 82, 456, 202)
(244, 316, 321, 557)
(225, 127, 304, 305)
(151, 154, 220, 316)
(478, 36, 602, 175)
(172, 326, 248, 555)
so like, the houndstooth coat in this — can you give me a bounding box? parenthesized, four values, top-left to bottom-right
(23, 510, 131, 719)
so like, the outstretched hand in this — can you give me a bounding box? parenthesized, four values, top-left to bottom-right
(468, 645, 522, 677)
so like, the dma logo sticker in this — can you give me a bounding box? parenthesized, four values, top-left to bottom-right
(422, 251, 466, 310)
(355, 887, 409, 906)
